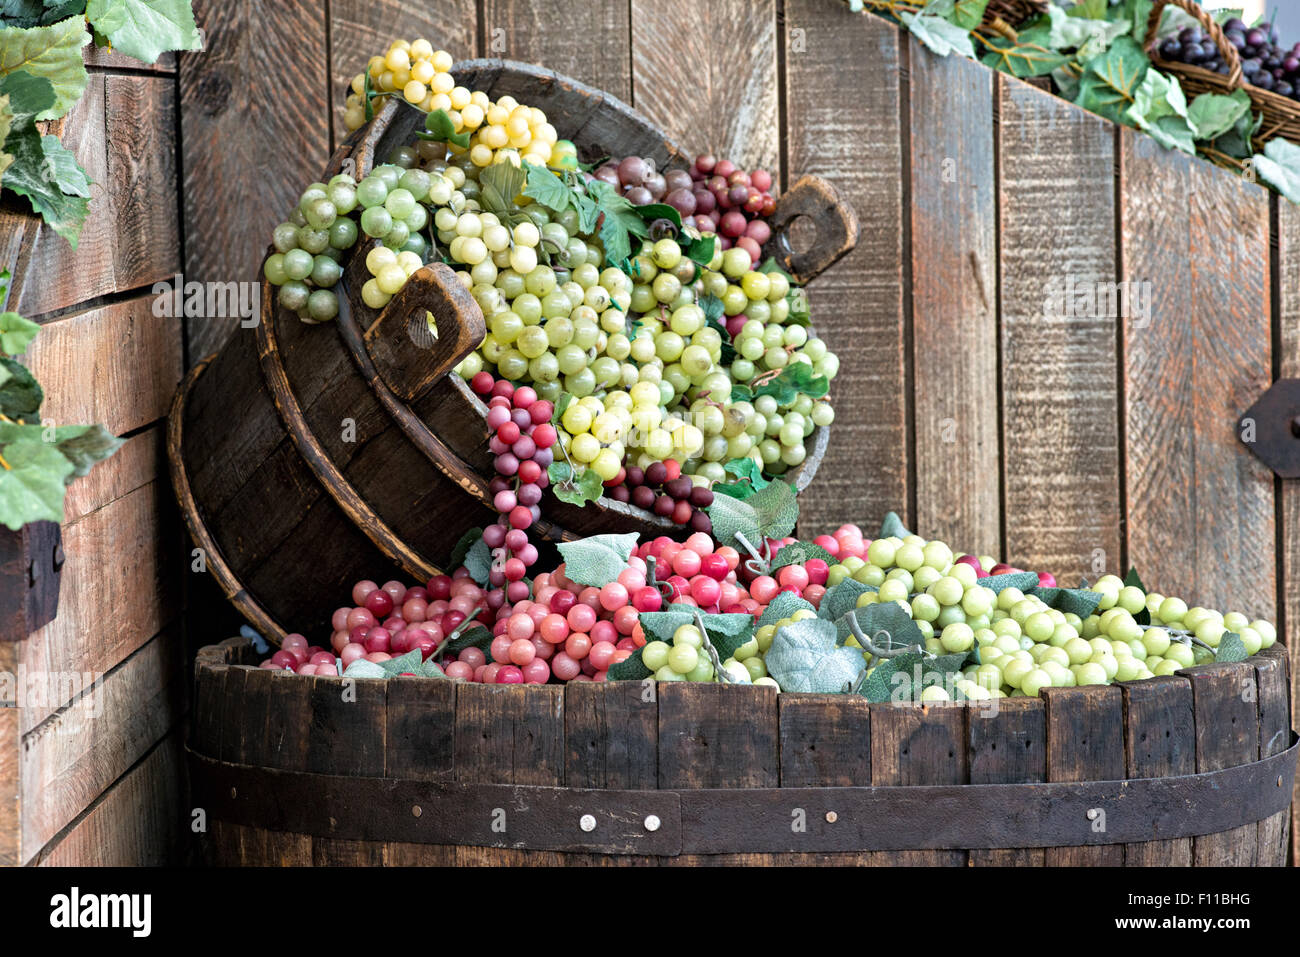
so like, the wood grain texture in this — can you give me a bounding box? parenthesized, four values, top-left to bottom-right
(785, 2, 907, 535)
(0, 706, 15, 865)
(998, 75, 1120, 579)
(1253, 647, 1291, 865)
(1042, 685, 1124, 866)
(1275, 195, 1300, 865)
(778, 694, 870, 787)
(19, 480, 181, 733)
(63, 428, 163, 525)
(84, 46, 177, 73)
(19, 627, 185, 860)
(34, 729, 185, 866)
(180, 0, 330, 360)
(870, 704, 967, 865)
(1118, 676, 1194, 865)
(24, 295, 183, 435)
(14, 75, 179, 318)
(1121, 129, 1274, 615)
(967, 697, 1046, 865)
(382, 677, 457, 866)
(1181, 662, 1260, 866)
(328, 0, 477, 151)
(483, 0, 629, 100)
(909, 40, 999, 555)
(630, 0, 780, 174)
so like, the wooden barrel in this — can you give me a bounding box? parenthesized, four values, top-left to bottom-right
(168, 59, 856, 643)
(191, 636, 1296, 866)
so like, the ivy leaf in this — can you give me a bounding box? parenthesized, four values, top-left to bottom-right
(765, 616, 866, 694)
(1074, 35, 1149, 125)
(462, 536, 492, 587)
(0, 436, 71, 529)
(1214, 632, 1248, 664)
(817, 578, 877, 624)
(746, 480, 799, 541)
(705, 493, 761, 552)
(0, 14, 88, 120)
(1126, 68, 1194, 154)
(879, 511, 912, 539)
(0, 310, 37, 354)
(769, 541, 838, 572)
(3, 121, 89, 246)
(0, 356, 41, 421)
(1187, 90, 1250, 143)
(556, 532, 639, 587)
(974, 570, 1040, 593)
(85, 0, 202, 65)
(1254, 138, 1300, 206)
(900, 11, 975, 59)
(49, 423, 121, 479)
(722, 456, 771, 491)
(448, 527, 483, 572)
(40, 132, 89, 196)
(547, 460, 604, 506)
(418, 107, 471, 148)
(756, 590, 815, 628)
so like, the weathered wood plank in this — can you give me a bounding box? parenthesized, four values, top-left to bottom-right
(180, 0, 330, 360)
(19, 480, 181, 733)
(84, 45, 178, 73)
(785, 2, 907, 535)
(909, 40, 999, 554)
(1118, 676, 1194, 865)
(329, 0, 477, 152)
(19, 627, 185, 859)
(1121, 129, 1274, 614)
(998, 75, 1120, 579)
(34, 729, 185, 866)
(1181, 662, 1260, 866)
(1253, 647, 1290, 865)
(382, 676, 457, 866)
(968, 697, 1046, 865)
(1042, 685, 1124, 866)
(630, 0, 780, 174)
(63, 427, 163, 525)
(15, 75, 179, 318)
(0, 705, 16, 866)
(483, 0, 629, 101)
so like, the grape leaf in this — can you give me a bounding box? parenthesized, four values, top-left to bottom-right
(765, 616, 866, 694)
(0, 67, 52, 125)
(0, 436, 71, 529)
(899, 11, 975, 59)
(556, 532, 639, 587)
(48, 423, 121, 479)
(756, 590, 815, 628)
(1074, 36, 1149, 125)
(979, 28, 1072, 78)
(1214, 632, 1248, 664)
(547, 460, 604, 506)
(379, 649, 426, 677)
(926, 0, 989, 32)
(448, 527, 483, 572)
(437, 622, 493, 658)
(1254, 138, 1300, 206)
(342, 659, 387, 679)
(418, 107, 471, 148)
(1214, 107, 1262, 161)
(587, 178, 648, 266)
(878, 510, 912, 539)
(1126, 69, 1194, 154)
(0, 96, 12, 182)
(85, 0, 202, 65)
(1045, 3, 1129, 52)
(0, 14, 88, 120)
(683, 233, 715, 268)
(0, 1, 88, 29)
(752, 363, 828, 404)
(974, 570, 1040, 593)
(722, 456, 771, 491)
(745, 480, 799, 541)
(1187, 90, 1250, 143)
(2, 120, 89, 246)
(840, 600, 925, 651)
(704, 492, 762, 552)
(0, 310, 37, 354)
(635, 202, 681, 232)
(462, 536, 492, 587)
(40, 132, 89, 196)
(1032, 585, 1103, 620)
(859, 651, 925, 703)
(419, 657, 451, 679)
(818, 578, 877, 624)
(607, 645, 651, 681)
(730, 383, 753, 403)
(1121, 566, 1145, 591)
(769, 541, 838, 572)
(522, 164, 571, 212)
(553, 391, 573, 423)
(698, 612, 757, 661)
(710, 479, 757, 501)
(0, 356, 41, 421)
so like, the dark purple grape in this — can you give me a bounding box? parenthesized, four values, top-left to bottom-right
(609, 485, 630, 503)
(1285, 57, 1299, 73)
(1226, 30, 1246, 50)
(1278, 81, 1295, 97)
(1224, 17, 1246, 33)
(1242, 57, 1262, 75)
(666, 187, 696, 216)
(663, 169, 693, 193)
(653, 494, 675, 517)
(1216, 62, 1232, 75)
(664, 477, 693, 500)
(1247, 28, 1266, 46)
(644, 461, 668, 486)
(1205, 59, 1221, 71)
(631, 485, 655, 510)
(625, 466, 644, 487)
(1160, 37, 1181, 58)
(643, 172, 666, 200)
(625, 185, 653, 206)
(1256, 71, 1275, 90)
(616, 156, 647, 187)
(1179, 26, 1201, 44)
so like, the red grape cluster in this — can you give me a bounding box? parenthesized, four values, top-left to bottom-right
(607, 458, 714, 533)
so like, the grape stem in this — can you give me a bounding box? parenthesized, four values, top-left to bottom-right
(846, 613, 926, 661)
(734, 531, 771, 577)
(432, 607, 484, 661)
(692, 608, 738, 684)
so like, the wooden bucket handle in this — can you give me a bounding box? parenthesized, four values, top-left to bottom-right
(359, 262, 487, 404)
(760, 174, 860, 285)
(1143, 0, 1244, 87)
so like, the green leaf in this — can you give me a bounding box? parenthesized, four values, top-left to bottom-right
(705, 493, 762, 552)
(547, 460, 604, 506)
(1215, 107, 1262, 161)
(419, 657, 451, 679)
(556, 532, 639, 587)
(818, 578, 877, 624)
(522, 164, 571, 212)
(49, 423, 121, 479)
(722, 456, 771, 491)
(0, 356, 40, 421)
(448, 527, 483, 572)
(745, 480, 799, 541)
(980, 28, 1072, 78)
(710, 479, 757, 502)
(342, 658, 387, 679)
(974, 570, 1040, 593)
(1254, 138, 1300, 206)
(842, 600, 924, 653)
(0, 67, 53, 125)
(697, 612, 756, 661)
(1074, 35, 1149, 125)
(635, 604, 697, 644)
(0, 15, 88, 120)
(1214, 632, 1248, 664)
(634, 202, 682, 232)
(462, 536, 492, 587)
(419, 107, 471, 149)
(0, 1, 89, 30)
(1121, 566, 1145, 591)
(379, 648, 426, 677)
(878, 511, 912, 539)
(1068, 0, 1108, 18)
(730, 383, 753, 403)
(0, 96, 12, 182)
(587, 178, 648, 266)
(0, 436, 71, 529)
(86, 0, 201, 65)
(40, 132, 89, 196)
(607, 645, 651, 681)
(553, 391, 573, 423)
(1046, 3, 1129, 53)
(1033, 585, 1103, 619)
(765, 616, 866, 694)
(683, 233, 715, 268)
(478, 161, 527, 223)
(900, 11, 975, 60)
(860, 651, 925, 703)
(0, 310, 37, 354)
(1187, 90, 1250, 143)
(930, 0, 989, 32)
(756, 591, 815, 628)
(1125, 68, 1194, 154)
(751, 363, 828, 405)
(769, 541, 838, 572)
(3, 121, 89, 246)
(438, 622, 493, 658)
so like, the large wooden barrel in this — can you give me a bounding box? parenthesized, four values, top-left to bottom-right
(168, 59, 856, 643)
(191, 636, 1296, 865)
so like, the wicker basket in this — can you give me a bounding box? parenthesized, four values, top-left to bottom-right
(983, 0, 1049, 30)
(1143, 0, 1300, 146)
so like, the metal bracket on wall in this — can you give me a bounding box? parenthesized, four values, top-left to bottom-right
(1239, 378, 1300, 477)
(0, 520, 64, 642)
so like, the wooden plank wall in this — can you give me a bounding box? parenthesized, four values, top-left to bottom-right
(178, 1, 1295, 860)
(0, 51, 187, 866)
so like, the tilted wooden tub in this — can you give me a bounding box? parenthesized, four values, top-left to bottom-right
(168, 59, 855, 643)
(192, 636, 1295, 866)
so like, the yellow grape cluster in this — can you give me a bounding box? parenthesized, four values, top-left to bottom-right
(346, 39, 455, 129)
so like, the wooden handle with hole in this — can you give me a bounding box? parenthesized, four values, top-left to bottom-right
(362, 263, 487, 404)
(760, 174, 860, 285)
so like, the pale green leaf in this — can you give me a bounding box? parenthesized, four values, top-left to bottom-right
(0, 437, 71, 529)
(0, 309, 37, 354)
(766, 616, 866, 693)
(39, 132, 89, 196)
(1187, 90, 1250, 143)
(0, 14, 88, 120)
(2, 122, 89, 246)
(1074, 35, 1149, 124)
(1254, 138, 1300, 205)
(86, 0, 202, 65)
(900, 11, 975, 60)
(556, 532, 639, 587)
